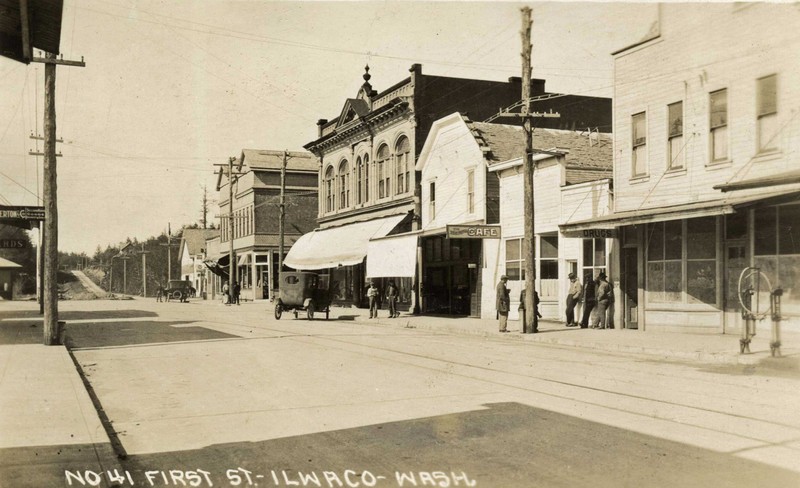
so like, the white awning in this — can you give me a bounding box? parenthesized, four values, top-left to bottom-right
(366, 234, 418, 278)
(284, 214, 407, 270)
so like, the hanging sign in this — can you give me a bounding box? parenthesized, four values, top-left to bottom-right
(0, 206, 45, 221)
(447, 224, 502, 239)
(562, 228, 616, 239)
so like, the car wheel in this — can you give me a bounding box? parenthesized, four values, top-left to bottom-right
(172, 290, 183, 301)
(307, 301, 315, 320)
(274, 303, 282, 320)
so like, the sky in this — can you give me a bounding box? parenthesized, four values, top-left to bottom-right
(0, 1, 658, 255)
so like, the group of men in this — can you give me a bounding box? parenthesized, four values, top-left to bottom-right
(221, 282, 241, 305)
(496, 271, 614, 332)
(366, 280, 400, 319)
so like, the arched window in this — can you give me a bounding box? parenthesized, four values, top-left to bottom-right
(363, 153, 370, 203)
(356, 156, 364, 205)
(324, 166, 335, 212)
(377, 144, 390, 199)
(395, 136, 411, 195)
(338, 160, 349, 209)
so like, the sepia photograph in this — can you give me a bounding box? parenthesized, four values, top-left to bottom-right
(1, 1, 799, 486)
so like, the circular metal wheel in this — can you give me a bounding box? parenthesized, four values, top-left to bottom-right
(307, 301, 315, 320)
(274, 303, 282, 320)
(172, 290, 183, 301)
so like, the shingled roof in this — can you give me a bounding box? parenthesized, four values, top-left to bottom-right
(473, 122, 612, 185)
(240, 149, 318, 172)
(180, 228, 219, 259)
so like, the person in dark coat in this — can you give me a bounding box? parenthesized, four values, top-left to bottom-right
(233, 282, 241, 305)
(496, 275, 510, 332)
(580, 273, 597, 329)
(386, 280, 399, 318)
(519, 288, 541, 333)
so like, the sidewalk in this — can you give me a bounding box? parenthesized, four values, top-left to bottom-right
(0, 319, 122, 488)
(241, 300, 800, 369)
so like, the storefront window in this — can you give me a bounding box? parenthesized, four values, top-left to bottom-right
(582, 238, 606, 283)
(686, 217, 716, 304)
(646, 221, 682, 303)
(754, 204, 800, 313)
(505, 238, 526, 281)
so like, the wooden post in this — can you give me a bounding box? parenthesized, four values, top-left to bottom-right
(140, 244, 150, 297)
(42, 52, 58, 345)
(521, 7, 537, 334)
(279, 151, 287, 275)
(228, 157, 236, 290)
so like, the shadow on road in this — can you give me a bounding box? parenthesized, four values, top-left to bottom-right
(111, 401, 797, 488)
(0, 309, 159, 321)
(64, 320, 237, 348)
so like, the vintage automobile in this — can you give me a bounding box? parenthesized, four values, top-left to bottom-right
(164, 279, 194, 302)
(274, 271, 332, 320)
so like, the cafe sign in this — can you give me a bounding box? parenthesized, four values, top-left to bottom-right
(447, 224, 502, 239)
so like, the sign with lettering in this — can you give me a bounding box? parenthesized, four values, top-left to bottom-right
(446, 224, 502, 239)
(0, 206, 45, 221)
(562, 228, 617, 239)
(0, 239, 27, 249)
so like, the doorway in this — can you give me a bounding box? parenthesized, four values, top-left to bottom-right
(724, 242, 747, 333)
(621, 247, 638, 329)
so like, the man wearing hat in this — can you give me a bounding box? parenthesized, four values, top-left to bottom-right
(565, 272, 582, 327)
(594, 272, 612, 329)
(496, 275, 510, 332)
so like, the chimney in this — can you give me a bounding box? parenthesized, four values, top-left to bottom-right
(317, 119, 328, 138)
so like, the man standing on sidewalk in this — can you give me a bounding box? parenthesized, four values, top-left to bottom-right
(565, 273, 582, 327)
(386, 280, 399, 318)
(496, 275, 510, 332)
(594, 272, 612, 329)
(367, 281, 379, 318)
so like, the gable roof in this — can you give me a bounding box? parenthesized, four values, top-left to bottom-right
(337, 98, 371, 127)
(240, 149, 317, 172)
(179, 229, 219, 260)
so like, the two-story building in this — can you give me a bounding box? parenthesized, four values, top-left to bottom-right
(415, 112, 612, 320)
(562, 3, 800, 333)
(214, 149, 318, 301)
(285, 64, 612, 310)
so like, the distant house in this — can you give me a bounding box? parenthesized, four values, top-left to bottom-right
(178, 228, 219, 298)
(0, 256, 22, 300)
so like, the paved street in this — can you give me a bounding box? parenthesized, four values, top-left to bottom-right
(9, 298, 788, 487)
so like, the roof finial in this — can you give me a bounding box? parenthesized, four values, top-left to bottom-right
(363, 64, 371, 82)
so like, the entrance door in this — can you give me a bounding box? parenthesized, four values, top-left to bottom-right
(621, 247, 638, 329)
(724, 242, 747, 333)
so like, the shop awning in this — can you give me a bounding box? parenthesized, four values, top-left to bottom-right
(366, 234, 418, 278)
(284, 214, 407, 270)
(237, 253, 251, 266)
(559, 188, 800, 232)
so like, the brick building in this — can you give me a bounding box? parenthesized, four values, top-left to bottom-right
(285, 64, 611, 309)
(214, 149, 318, 301)
(562, 4, 800, 333)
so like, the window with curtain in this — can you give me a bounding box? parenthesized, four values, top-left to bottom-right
(505, 238, 527, 281)
(668, 101, 684, 170)
(466, 169, 475, 214)
(356, 156, 363, 205)
(710, 89, 728, 162)
(377, 144, 390, 199)
(324, 166, 335, 212)
(338, 160, 349, 209)
(632, 112, 647, 177)
(757, 75, 778, 153)
(395, 136, 410, 195)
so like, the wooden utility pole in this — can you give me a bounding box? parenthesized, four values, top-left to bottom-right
(139, 244, 150, 297)
(521, 7, 536, 334)
(159, 223, 178, 282)
(212, 159, 246, 290)
(279, 150, 290, 275)
(495, 7, 559, 333)
(122, 256, 128, 295)
(41, 52, 58, 344)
